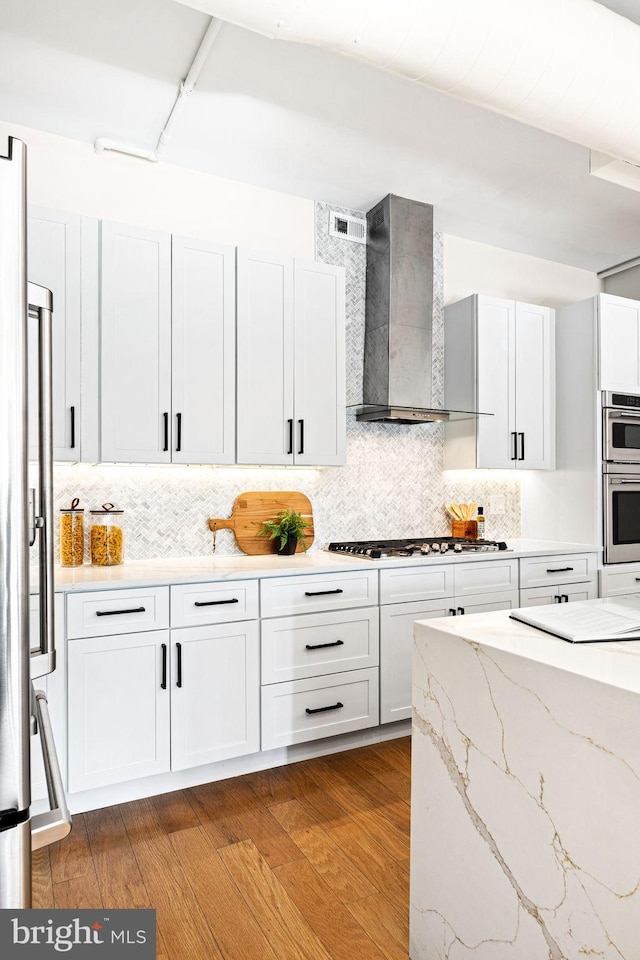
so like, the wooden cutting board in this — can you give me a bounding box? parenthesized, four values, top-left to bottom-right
(208, 491, 314, 555)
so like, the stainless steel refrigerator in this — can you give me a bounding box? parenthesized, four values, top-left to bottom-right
(0, 136, 70, 908)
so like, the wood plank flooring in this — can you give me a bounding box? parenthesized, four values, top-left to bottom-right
(32, 737, 411, 960)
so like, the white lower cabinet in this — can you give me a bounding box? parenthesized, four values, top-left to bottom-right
(261, 668, 379, 751)
(171, 622, 259, 771)
(379, 589, 519, 725)
(67, 629, 171, 793)
(600, 564, 640, 598)
(520, 583, 597, 606)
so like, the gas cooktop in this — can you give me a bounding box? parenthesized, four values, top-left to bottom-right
(326, 537, 509, 560)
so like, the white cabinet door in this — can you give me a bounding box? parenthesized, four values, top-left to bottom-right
(27, 208, 83, 461)
(520, 582, 598, 607)
(380, 599, 453, 725)
(170, 622, 259, 771)
(294, 260, 346, 465)
(171, 236, 235, 464)
(476, 296, 517, 468)
(100, 222, 172, 462)
(67, 630, 170, 792)
(236, 248, 294, 465)
(514, 302, 555, 470)
(599, 294, 640, 393)
(454, 591, 519, 616)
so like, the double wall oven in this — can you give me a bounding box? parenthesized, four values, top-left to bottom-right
(603, 392, 640, 563)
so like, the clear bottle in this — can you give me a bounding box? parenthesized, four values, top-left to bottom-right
(60, 498, 84, 567)
(476, 506, 485, 540)
(90, 503, 125, 566)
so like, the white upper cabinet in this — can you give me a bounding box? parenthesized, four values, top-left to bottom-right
(236, 249, 295, 465)
(100, 221, 172, 463)
(445, 294, 555, 471)
(171, 236, 235, 464)
(599, 294, 640, 393)
(236, 249, 346, 466)
(27, 208, 88, 461)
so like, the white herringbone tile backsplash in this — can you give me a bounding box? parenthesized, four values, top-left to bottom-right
(42, 203, 520, 563)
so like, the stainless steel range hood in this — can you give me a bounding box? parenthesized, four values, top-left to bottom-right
(354, 194, 486, 424)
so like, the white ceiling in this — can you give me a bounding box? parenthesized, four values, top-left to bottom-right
(1, 0, 640, 272)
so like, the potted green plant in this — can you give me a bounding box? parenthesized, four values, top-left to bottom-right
(258, 508, 311, 556)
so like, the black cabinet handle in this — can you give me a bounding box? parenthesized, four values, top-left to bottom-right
(161, 643, 167, 690)
(457, 606, 465, 616)
(554, 595, 562, 603)
(287, 418, 293, 455)
(511, 431, 517, 461)
(304, 588, 343, 597)
(163, 412, 169, 452)
(176, 642, 182, 688)
(634, 578, 640, 582)
(546, 567, 573, 573)
(96, 606, 145, 617)
(298, 419, 304, 455)
(194, 598, 239, 607)
(562, 594, 569, 603)
(518, 432, 525, 461)
(305, 639, 345, 651)
(70, 405, 76, 449)
(305, 702, 343, 715)
(448, 608, 457, 616)
(176, 412, 182, 452)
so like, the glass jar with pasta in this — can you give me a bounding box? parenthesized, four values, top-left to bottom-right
(60, 498, 84, 567)
(90, 503, 125, 566)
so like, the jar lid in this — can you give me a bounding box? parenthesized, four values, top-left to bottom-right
(60, 497, 83, 513)
(90, 501, 124, 515)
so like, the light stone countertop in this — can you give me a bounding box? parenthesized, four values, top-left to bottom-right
(34, 539, 601, 594)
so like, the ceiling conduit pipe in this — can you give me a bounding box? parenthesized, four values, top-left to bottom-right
(175, 0, 640, 168)
(94, 16, 222, 162)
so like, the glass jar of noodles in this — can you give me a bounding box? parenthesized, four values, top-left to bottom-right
(90, 503, 125, 566)
(60, 498, 84, 567)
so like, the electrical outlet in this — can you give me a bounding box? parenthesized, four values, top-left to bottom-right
(489, 495, 506, 516)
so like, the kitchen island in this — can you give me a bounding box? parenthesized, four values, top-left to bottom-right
(410, 609, 640, 960)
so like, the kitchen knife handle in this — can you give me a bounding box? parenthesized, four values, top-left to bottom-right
(176, 642, 182, 688)
(161, 643, 167, 690)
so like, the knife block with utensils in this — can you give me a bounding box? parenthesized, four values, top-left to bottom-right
(451, 520, 478, 540)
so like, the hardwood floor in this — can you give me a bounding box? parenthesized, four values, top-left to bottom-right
(33, 737, 411, 960)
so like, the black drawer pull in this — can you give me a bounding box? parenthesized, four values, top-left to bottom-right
(298, 418, 304, 455)
(545, 567, 573, 573)
(287, 418, 293, 456)
(305, 639, 344, 651)
(194, 598, 239, 607)
(510, 431, 517, 461)
(163, 411, 169, 452)
(161, 643, 167, 690)
(176, 642, 182, 688)
(562, 594, 569, 603)
(305, 702, 344, 715)
(457, 607, 465, 616)
(518, 431, 525, 461)
(448, 608, 457, 616)
(70, 405, 76, 449)
(634, 578, 640, 582)
(96, 606, 146, 617)
(554, 595, 562, 603)
(304, 588, 344, 597)
(176, 412, 182, 452)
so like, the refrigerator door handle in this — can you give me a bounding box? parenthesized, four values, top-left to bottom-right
(30, 689, 71, 851)
(29, 283, 56, 680)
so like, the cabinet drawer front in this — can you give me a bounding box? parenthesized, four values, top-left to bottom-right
(600, 565, 640, 597)
(261, 668, 379, 750)
(521, 581, 598, 607)
(171, 580, 259, 627)
(260, 570, 378, 618)
(454, 559, 519, 597)
(379, 565, 453, 604)
(67, 587, 169, 639)
(519, 553, 597, 589)
(261, 608, 379, 684)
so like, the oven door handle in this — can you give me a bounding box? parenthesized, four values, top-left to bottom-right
(607, 412, 640, 420)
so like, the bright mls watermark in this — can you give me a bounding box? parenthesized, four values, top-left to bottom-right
(0, 909, 156, 956)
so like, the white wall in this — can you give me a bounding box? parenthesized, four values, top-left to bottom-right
(444, 234, 601, 306)
(0, 119, 315, 257)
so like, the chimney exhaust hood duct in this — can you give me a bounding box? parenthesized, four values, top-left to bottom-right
(354, 194, 487, 424)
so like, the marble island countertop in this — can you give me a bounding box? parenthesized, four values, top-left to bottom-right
(35, 538, 600, 594)
(411, 604, 640, 959)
